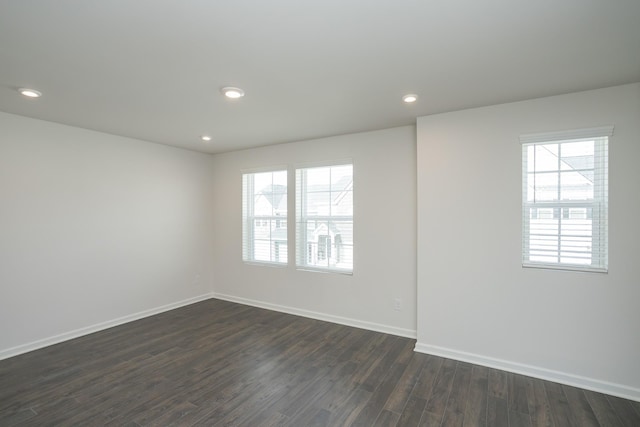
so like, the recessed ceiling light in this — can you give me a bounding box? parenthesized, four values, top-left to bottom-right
(221, 87, 245, 99)
(201, 135, 212, 142)
(19, 88, 42, 98)
(402, 94, 418, 103)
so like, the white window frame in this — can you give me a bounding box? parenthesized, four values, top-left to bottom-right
(296, 162, 353, 274)
(520, 126, 612, 273)
(242, 168, 288, 266)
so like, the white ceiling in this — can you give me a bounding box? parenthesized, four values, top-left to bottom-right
(1, 1, 639, 154)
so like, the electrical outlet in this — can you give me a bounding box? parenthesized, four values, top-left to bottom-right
(394, 298, 402, 311)
(194, 274, 200, 285)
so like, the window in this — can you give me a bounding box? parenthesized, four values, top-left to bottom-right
(296, 163, 353, 272)
(521, 126, 611, 272)
(242, 170, 288, 264)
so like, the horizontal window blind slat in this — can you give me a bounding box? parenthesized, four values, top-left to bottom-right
(520, 126, 614, 144)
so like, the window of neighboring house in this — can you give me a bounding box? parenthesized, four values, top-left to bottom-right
(521, 126, 611, 272)
(296, 163, 353, 273)
(242, 170, 288, 265)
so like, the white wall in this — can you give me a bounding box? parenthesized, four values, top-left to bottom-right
(0, 112, 215, 358)
(416, 83, 640, 400)
(211, 126, 417, 337)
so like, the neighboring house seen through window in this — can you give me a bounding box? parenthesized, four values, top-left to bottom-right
(242, 170, 288, 264)
(521, 126, 611, 272)
(296, 164, 353, 273)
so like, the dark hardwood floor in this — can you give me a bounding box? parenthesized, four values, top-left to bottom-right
(1, 299, 639, 426)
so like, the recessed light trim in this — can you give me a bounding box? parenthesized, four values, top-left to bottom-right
(201, 135, 212, 142)
(19, 88, 42, 98)
(221, 87, 245, 99)
(402, 94, 418, 103)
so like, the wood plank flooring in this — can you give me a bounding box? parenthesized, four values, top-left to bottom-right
(1, 299, 639, 426)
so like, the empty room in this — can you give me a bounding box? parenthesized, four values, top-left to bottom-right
(1, 1, 639, 426)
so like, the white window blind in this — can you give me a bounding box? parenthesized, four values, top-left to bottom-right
(242, 170, 288, 264)
(521, 126, 611, 272)
(296, 163, 353, 273)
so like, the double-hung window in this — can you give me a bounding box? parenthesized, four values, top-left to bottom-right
(242, 170, 288, 264)
(296, 163, 353, 273)
(521, 126, 611, 272)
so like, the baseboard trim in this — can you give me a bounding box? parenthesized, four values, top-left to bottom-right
(213, 293, 417, 339)
(0, 293, 215, 361)
(414, 342, 640, 403)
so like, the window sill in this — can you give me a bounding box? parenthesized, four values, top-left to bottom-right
(243, 261, 288, 268)
(296, 266, 353, 276)
(522, 262, 607, 274)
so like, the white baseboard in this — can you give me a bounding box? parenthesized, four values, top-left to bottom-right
(415, 342, 640, 403)
(212, 292, 417, 339)
(0, 293, 215, 361)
